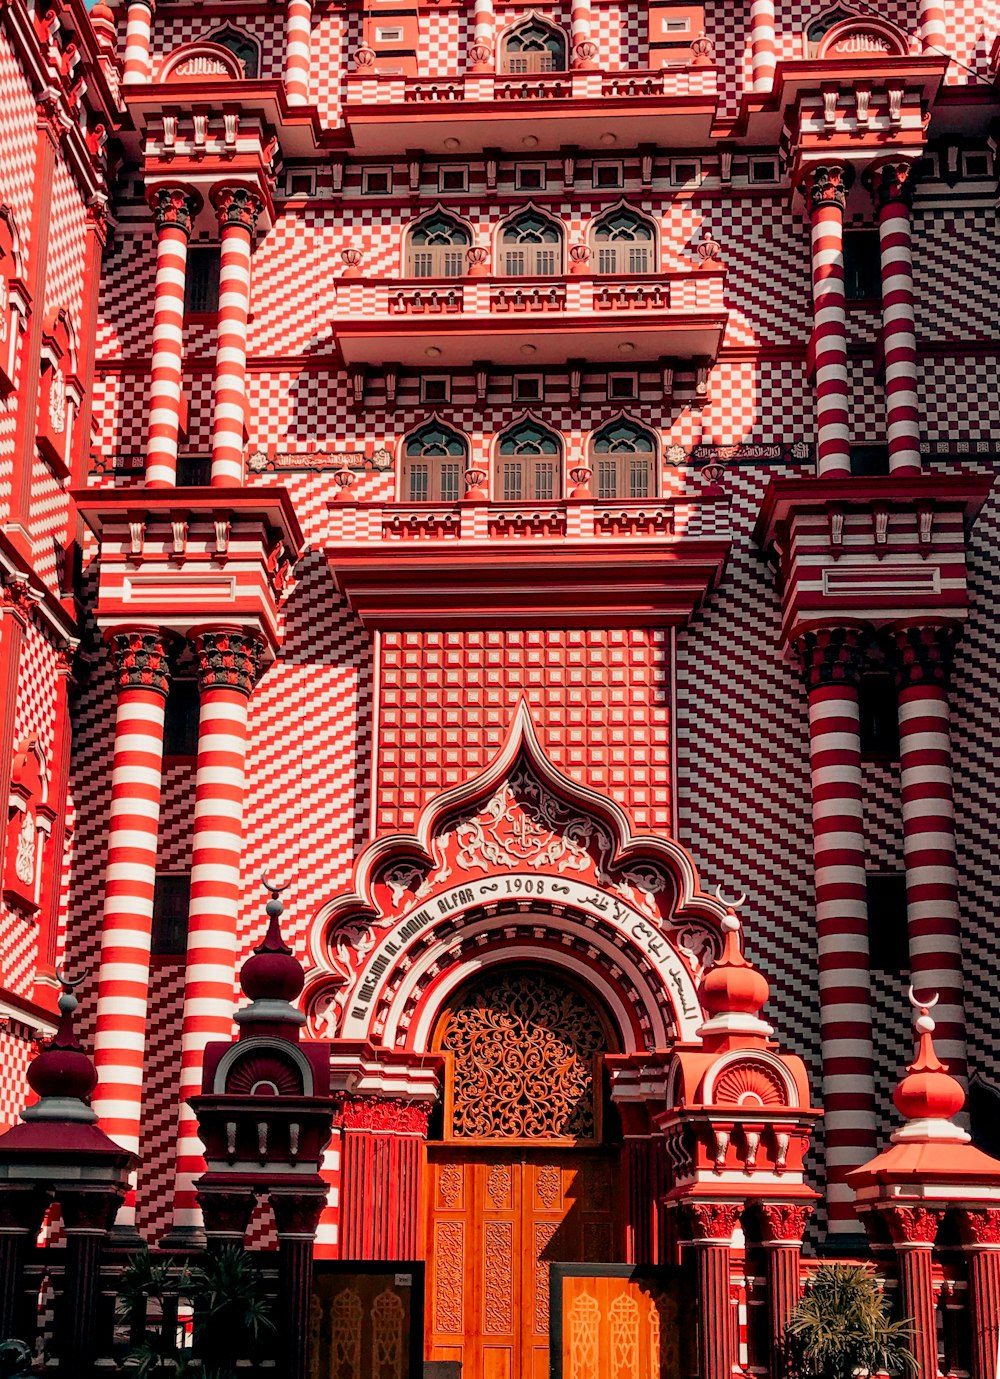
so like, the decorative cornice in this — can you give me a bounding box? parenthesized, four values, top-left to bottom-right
(214, 186, 264, 236)
(194, 629, 265, 696)
(889, 622, 959, 692)
(335, 1095, 432, 1135)
(795, 625, 866, 692)
(109, 630, 172, 697)
(148, 186, 199, 238)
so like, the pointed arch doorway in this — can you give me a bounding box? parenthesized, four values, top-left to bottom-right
(424, 966, 626, 1379)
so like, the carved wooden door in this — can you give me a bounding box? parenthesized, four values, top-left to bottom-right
(425, 1149, 622, 1379)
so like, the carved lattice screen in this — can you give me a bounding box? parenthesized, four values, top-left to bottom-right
(440, 972, 609, 1140)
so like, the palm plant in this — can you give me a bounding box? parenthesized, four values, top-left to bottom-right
(115, 1246, 274, 1378)
(784, 1263, 918, 1379)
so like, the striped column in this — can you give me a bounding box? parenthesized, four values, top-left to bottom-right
(166, 629, 264, 1242)
(806, 164, 853, 476)
(918, 0, 947, 54)
(284, 0, 313, 106)
(890, 621, 967, 1081)
(570, 0, 597, 67)
(145, 187, 198, 489)
(123, 0, 155, 86)
(209, 189, 261, 488)
(468, 0, 495, 70)
(796, 625, 877, 1238)
(871, 161, 921, 475)
(91, 630, 172, 1232)
(749, 0, 777, 92)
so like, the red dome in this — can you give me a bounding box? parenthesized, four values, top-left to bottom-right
(700, 915, 770, 1018)
(893, 1010, 966, 1125)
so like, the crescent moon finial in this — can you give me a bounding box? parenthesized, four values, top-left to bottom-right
(55, 966, 85, 989)
(714, 885, 747, 910)
(907, 985, 939, 1011)
(260, 873, 290, 895)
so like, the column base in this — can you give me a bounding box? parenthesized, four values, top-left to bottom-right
(106, 1222, 146, 1250)
(157, 1224, 208, 1252)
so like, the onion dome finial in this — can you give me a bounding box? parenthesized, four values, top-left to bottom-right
(891, 989, 969, 1143)
(698, 890, 773, 1043)
(22, 970, 98, 1124)
(236, 878, 306, 1035)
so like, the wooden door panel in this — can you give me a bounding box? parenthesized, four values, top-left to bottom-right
(426, 1150, 622, 1376)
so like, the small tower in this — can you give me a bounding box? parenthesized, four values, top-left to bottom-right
(0, 975, 134, 1362)
(190, 881, 334, 1379)
(848, 991, 1000, 1379)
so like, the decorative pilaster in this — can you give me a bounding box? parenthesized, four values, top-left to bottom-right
(166, 629, 264, 1243)
(570, 0, 597, 68)
(685, 1202, 742, 1379)
(869, 161, 921, 475)
(284, 0, 313, 105)
(759, 1204, 812, 1378)
(889, 621, 966, 1081)
(468, 0, 495, 70)
(123, 0, 155, 85)
(92, 630, 172, 1232)
(884, 1205, 941, 1379)
(959, 1209, 1000, 1379)
(750, 0, 777, 91)
(145, 187, 199, 488)
(337, 1096, 432, 1259)
(805, 163, 853, 477)
(209, 189, 262, 487)
(796, 624, 877, 1237)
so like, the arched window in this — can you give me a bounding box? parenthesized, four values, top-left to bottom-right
(499, 212, 563, 277)
(211, 26, 260, 77)
(496, 420, 562, 501)
(591, 209, 655, 275)
(500, 18, 569, 74)
(805, 6, 855, 54)
(402, 423, 468, 502)
(406, 214, 472, 279)
(590, 419, 657, 499)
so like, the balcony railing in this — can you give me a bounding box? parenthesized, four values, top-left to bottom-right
(342, 273, 724, 318)
(349, 65, 716, 108)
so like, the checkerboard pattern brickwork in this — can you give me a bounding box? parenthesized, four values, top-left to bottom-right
(913, 209, 996, 340)
(43, 158, 88, 338)
(245, 1196, 279, 1251)
(920, 359, 1000, 440)
(418, 9, 467, 76)
(27, 455, 68, 595)
(0, 1029, 33, 1131)
(0, 28, 40, 263)
(310, 11, 353, 126)
(134, 962, 187, 1240)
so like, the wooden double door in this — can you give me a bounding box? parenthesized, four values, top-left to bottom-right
(424, 1147, 623, 1379)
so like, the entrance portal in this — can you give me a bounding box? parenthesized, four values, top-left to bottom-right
(424, 971, 625, 1378)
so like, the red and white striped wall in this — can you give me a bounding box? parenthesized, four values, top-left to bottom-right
(892, 622, 966, 1080)
(873, 162, 921, 476)
(807, 166, 852, 477)
(284, 0, 313, 106)
(146, 188, 197, 489)
(210, 190, 261, 488)
(798, 626, 877, 1236)
(749, 0, 777, 92)
(123, 0, 154, 85)
(91, 631, 172, 1230)
(167, 629, 263, 1239)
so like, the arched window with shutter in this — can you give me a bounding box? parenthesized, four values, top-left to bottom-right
(590, 419, 658, 499)
(496, 419, 562, 502)
(590, 208, 656, 275)
(402, 422, 468, 502)
(406, 213, 472, 279)
(499, 17, 569, 73)
(210, 26, 260, 77)
(498, 212, 564, 277)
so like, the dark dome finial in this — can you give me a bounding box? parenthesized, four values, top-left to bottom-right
(23, 969, 98, 1124)
(236, 878, 306, 1037)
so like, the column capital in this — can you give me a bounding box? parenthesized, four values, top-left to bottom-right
(269, 1187, 327, 1239)
(194, 628, 265, 696)
(212, 185, 265, 236)
(195, 1187, 257, 1239)
(957, 1207, 1000, 1249)
(683, 1200, 743, 1243)
(887, 620, 960, 691)
(867, 158, 918, 211)
(758, 1201, 813, 1244)
(803, 161, 854, 213)
(147, 185, 201, 237)
(108, 629, 173, 697)
(881, 1203, 941, 1246)
(794, 624, 867, 692)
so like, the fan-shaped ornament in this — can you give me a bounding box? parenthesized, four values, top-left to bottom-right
(225, 1049, 303, 1098)
(713, 1060, 786, 1108)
